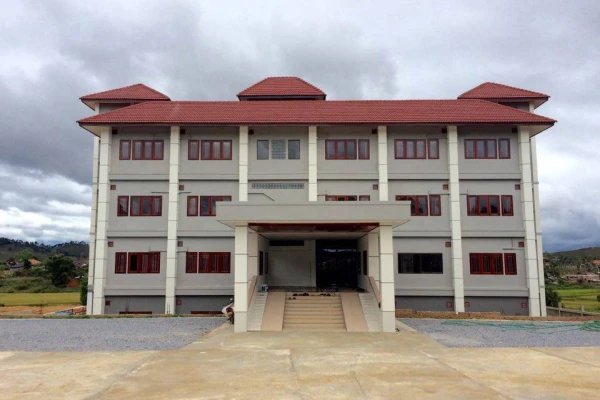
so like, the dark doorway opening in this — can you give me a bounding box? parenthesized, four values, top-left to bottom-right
(316, 240, 359, 290)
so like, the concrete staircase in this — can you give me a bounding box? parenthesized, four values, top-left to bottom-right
(358, 293, 382, 332)
(283, 293, 347, 331)
(248, 292, 268, 331)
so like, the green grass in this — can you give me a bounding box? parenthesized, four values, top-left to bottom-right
(0, 292, 81, 306)
(556, 288, 600, 313)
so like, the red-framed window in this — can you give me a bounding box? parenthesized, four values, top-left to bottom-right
(117, 196, 129, 216)
(395, 139, 426, 159)
(201, 140, 232, 160)
(429, 195, 441, 216)
(465, 139, 497, 159)
(128, 252, 160, 274)
(186, 252, 198, 273)
(358, 139, 370, 159)
(132, 140, 164, 160)
(188, 139, 200, 160)
(199, 196, 232, 216)
(130, 196, 162, 216)
(325, 139, 357, 160)
(469, 253, 504, 275)
(119, 140, 131, 160)
(428, 139, 439, 159)
(325, 195, 358, 201)
(396, 195, 429, 216)
(499, 138, 511, 159)
(115, 252, 127, 274)
(187, 196, 199, 216)
(359, 195, 370, 201)
(467, 195, 500, 216)
(501, 195, 514, 216)
(504, 253, 517, 275)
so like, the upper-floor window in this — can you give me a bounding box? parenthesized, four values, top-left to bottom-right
(399, 253, 443, 274)
(469, 253, 517, 275)
(467, 195, 513, 216)
(128, 140, 164, 160)
(115, 252, 160, 274)
(396, 195, 441, 216)
(186, 195, 232, 216)
(325, 139, 369, 160)
(257, 139, 300, 160)
(117, 196, 162, 216)
(395, 139, 439, 160)
(188, 140, 200, 160)
(201, 140, 232, 160)
(465, 138, 512, 159)
(325, 195, 370, 201)
(186, 252, 231, 273)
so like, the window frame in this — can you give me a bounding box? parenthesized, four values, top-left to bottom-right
(188, 139, 200, 160)
(466, 195, 501, 216)
(325, 195, 358, 201)
(358, 139, 370, 160)
(199, 195, 232, 216)
(504, 253, 517, 275)
(394, 139, 427, 159)
(119, 140, 131, 160)
(127, 252, 161, 274)
(132, 140, 164, 160)
(429, 195, 441, 216)
(499, 138, 511, 159)
(359, 195, 371, 201)
(257, 140, 269, 160)
(187, 196, 199, 217)
(201, 140, 233, 160)
(115, 252, 127, 274)
(287, 140, 300, 160)
(325, 139, 358, 160)
(398, 253, 444, 274)
(464, 139, 498, 159)
(186, 252, 198, 273)
(469, 253, 504, 275)
(396, 195, 429, 216)
(117, 196, 129, 216)
(427, 139, 439, 159)
(501, 195, 514, 216)
(129, 196, 162, 216)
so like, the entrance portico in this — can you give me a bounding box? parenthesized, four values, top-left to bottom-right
(217, 202, 410, 332)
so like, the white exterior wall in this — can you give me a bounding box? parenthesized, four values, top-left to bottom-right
(87, 136, 100, 313)
(165, 126, 180, 314)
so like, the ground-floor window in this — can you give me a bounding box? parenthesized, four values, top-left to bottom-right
(398, 253, 443, 274)
(469, 253, 517, 275)
(325, 195, 370, 201)
(186, 252, 231, 273)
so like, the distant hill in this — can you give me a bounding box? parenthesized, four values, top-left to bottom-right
(551, 247, 600, 259)
(0, 238, 89, 263)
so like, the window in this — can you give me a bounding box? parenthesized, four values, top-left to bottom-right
(465, 139, 497, 159)
(186, 252, 197, 273)
(362, 250, 368, 275)
(130, 196, 162, 216)
(501, 195, 514, 216)
(119, 140, 131, 160)
(271, 140, 286, 159)
(128, 252, 160, 274)
(199, 196, 232, 216)
(499, 138, 511, 159)
(359, 195, 370, 201)
(358, 139, 370, 159)
(201, 140, 232, 160)
(428, 139, 439, 159)
(398, 253, 443, 274)
(395, 139, 426, 159)
(257, 140, 269, 160)
(259, 251, 264, 275)
(132, 140, 164, 160)
(325, 139, 357, 160)
(288, 140, 300, 159)
(325, 195, 358, 201)
(396, 195, 428, 216)
(188, 140, 199, 160)
(115, 252, 127, 274)
(469, 253, 504, 275)
(193, 252, 231, 273)
(467, 195, 501, 216)
(117, 196, 129, 216)
(504, 253, 517, 275)
(429, 195, 441, 216)
(187, 196, 198, 216)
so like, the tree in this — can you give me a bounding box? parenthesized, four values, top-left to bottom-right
(15, 249, 33, 270)
(546, 287, 561, 308)
(45, 254, 76, 287)
(80, 275, 88, 305)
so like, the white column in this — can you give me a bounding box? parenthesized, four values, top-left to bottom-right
(377, 126, 388, 201)
(248, 231, 258, 280)
(86, 136, 100, 314)
(368, 232, 380, 290)
(447, 126, 465, 312)
(379, 224, 395, 332)
(519, 128, 541, 316)
(165, 126, 180, 314)
(239, 126, 248, 202)
(92, 126, 111, 314)
(308, 126, 318, 201)
(234, 224, 249, 332)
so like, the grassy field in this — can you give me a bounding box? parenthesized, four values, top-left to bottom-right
(556, 288, 600, 313)
(0, 292, 81, 306)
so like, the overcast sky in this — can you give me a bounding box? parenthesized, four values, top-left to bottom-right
(0, 1, 598, 252)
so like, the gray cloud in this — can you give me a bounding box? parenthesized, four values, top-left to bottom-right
(1, 0, 599, 251)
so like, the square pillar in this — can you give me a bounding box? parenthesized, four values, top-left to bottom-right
(165, 126, 180, 314)
(248, 230, 258, 280)
(308, 126, 318, 201)
(368, 232, 380, 289)
(234, 224, 249, 332)
(531, 136, 547, 316)
(379, 224, 395, 332)
(239, 126, 248, 202)
(377, 126, 388, 201)
(87, 136, 100, 314)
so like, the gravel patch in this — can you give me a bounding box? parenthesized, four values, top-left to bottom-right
(400, 318, 600, 348)
(0, 318, 226, 351)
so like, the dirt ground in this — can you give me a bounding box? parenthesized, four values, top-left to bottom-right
(395, 309, 600, 321)
(0, 305, 80, 316)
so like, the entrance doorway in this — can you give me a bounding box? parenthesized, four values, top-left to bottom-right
(315, 240, 359, 290)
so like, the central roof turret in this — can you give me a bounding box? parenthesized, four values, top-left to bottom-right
(237, 77, 326, 101)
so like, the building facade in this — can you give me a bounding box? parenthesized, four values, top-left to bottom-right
(78, 78, 555, 332)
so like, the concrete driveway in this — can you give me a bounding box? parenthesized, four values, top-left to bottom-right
(2, 323, 600, 399)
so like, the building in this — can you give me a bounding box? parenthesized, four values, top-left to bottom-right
(78, 77, 555, 332)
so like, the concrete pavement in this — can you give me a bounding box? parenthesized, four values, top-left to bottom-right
(2, 323, 600, 399)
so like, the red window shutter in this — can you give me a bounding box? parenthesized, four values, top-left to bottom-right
(186, 252, 197, 273)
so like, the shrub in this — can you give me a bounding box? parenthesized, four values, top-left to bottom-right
(546, 287, 562, 307)
(80, 276, 88, 305)
(597, 295, 600, 303)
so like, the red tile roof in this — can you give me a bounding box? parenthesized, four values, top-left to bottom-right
(237, 77, 326, 98)
(78, 99, 555, 126)
(458, 82, 549, 100)
(80, 83, 170, 101)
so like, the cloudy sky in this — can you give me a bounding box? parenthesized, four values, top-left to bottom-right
(0, 1, 598, 252)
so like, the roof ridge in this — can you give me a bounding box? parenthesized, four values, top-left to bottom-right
(80, 83, 170, 101)
(458, 82, 548, 99)
(237, 76, 326, 97)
